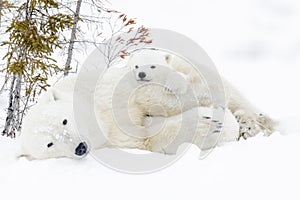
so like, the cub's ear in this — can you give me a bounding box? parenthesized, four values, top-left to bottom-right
(165, 54, 173, 64)
(38, 89, 63, 104)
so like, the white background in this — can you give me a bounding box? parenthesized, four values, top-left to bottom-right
(1, 0, 300, 199)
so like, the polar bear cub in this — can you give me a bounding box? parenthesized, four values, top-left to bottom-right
(128, 49, 277, 140)
(128, 50, 190, 95)
(93, 65, 240, 153)
(128, 50, 201, 118)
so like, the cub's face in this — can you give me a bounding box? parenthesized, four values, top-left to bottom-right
(134, 64, 157, 81)
(134, 64, 171, 83)
(126, 50, 171, 82)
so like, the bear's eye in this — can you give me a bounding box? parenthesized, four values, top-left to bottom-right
(135, 65, 139, 69)
(47, 142, 54, 148)
(63, 119, 68, 125)
(150, 65, 156, 69)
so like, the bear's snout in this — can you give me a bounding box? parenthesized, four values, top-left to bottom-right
(138, 72, 146, 79)
(75, 142, 88, 156)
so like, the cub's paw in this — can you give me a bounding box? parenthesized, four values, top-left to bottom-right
(164, 72, 188, 95)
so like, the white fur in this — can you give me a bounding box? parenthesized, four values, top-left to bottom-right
(19, 86, 86, 159)
(20, 49, 276, 159)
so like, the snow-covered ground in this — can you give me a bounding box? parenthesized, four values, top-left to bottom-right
(1, 0, 300, 199)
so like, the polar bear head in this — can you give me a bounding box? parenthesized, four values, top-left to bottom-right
(127, 50, 170, 81)
(19, 89, 89, 160)
(134, 64, 172, 83)
(127, 50, 189, 94)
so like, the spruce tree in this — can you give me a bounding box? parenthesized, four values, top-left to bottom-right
(1, 0, 74, 137)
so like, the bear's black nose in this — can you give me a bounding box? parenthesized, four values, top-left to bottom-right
(138, 72, 146, 79)
(75, 142, 88, 156)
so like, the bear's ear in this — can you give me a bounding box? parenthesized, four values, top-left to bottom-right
(50, 89, 61, 101)
(39, 89, 63, 103)
(165, 54, 173, 64)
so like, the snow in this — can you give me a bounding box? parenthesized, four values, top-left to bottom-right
(1, 0, 300, 199)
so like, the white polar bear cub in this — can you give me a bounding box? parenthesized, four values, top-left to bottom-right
(128, 50, 200, 117)
(130, 50, 189, 95)
(94, 66, 240, 153)
(94, 50, 240, 153)
(128, 50, 277, 140)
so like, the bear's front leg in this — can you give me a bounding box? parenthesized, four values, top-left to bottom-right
(164, 71, 188, 95)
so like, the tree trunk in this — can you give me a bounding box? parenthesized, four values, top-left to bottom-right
(0, 2, 2, 28)
(2, 74, 22, 137)
(14, 74, 22, 132)
(64, 0, 82, 77)
(2, 75, 15, 136)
